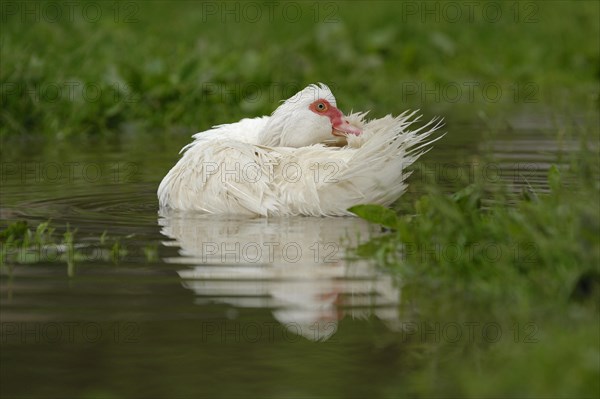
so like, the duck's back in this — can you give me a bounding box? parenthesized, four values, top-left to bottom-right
(158, 116, 282, 215)
(189, 116, 269, 146)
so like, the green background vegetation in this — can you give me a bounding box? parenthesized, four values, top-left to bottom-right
(1, 1, 598, 137)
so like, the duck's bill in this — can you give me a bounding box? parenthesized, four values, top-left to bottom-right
(332, 120, 362, 137)
(321, 136, 348, 147)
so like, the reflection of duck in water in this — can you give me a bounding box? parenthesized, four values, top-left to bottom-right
(159, 214, 402, 341)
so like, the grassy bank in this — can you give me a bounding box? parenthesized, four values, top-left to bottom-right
(1, 1, 598, 137)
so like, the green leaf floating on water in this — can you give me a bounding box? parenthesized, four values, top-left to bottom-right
(348, 204, 399, 228)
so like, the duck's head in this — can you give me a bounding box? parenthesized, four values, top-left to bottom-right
(259, 83, 362, 147)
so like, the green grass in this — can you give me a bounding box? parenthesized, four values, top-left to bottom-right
(352, 166, 599, 303)
(1, 0, 598, 137)
(349, 132, 599, 397)
(0, 220, 159, 274)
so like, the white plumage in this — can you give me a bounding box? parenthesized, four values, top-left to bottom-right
(158, 83, 443, 216)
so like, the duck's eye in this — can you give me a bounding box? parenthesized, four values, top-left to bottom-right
(316, 102, 326, 111)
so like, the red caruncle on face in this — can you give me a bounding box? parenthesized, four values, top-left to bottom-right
(308, 99, 362, 137)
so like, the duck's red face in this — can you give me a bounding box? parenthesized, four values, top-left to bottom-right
(309, 99, 362, 137)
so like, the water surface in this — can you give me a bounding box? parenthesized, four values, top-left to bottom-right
(0, 119, 584, 397)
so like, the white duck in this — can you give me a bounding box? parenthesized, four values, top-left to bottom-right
(158, 83, 443, 216)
